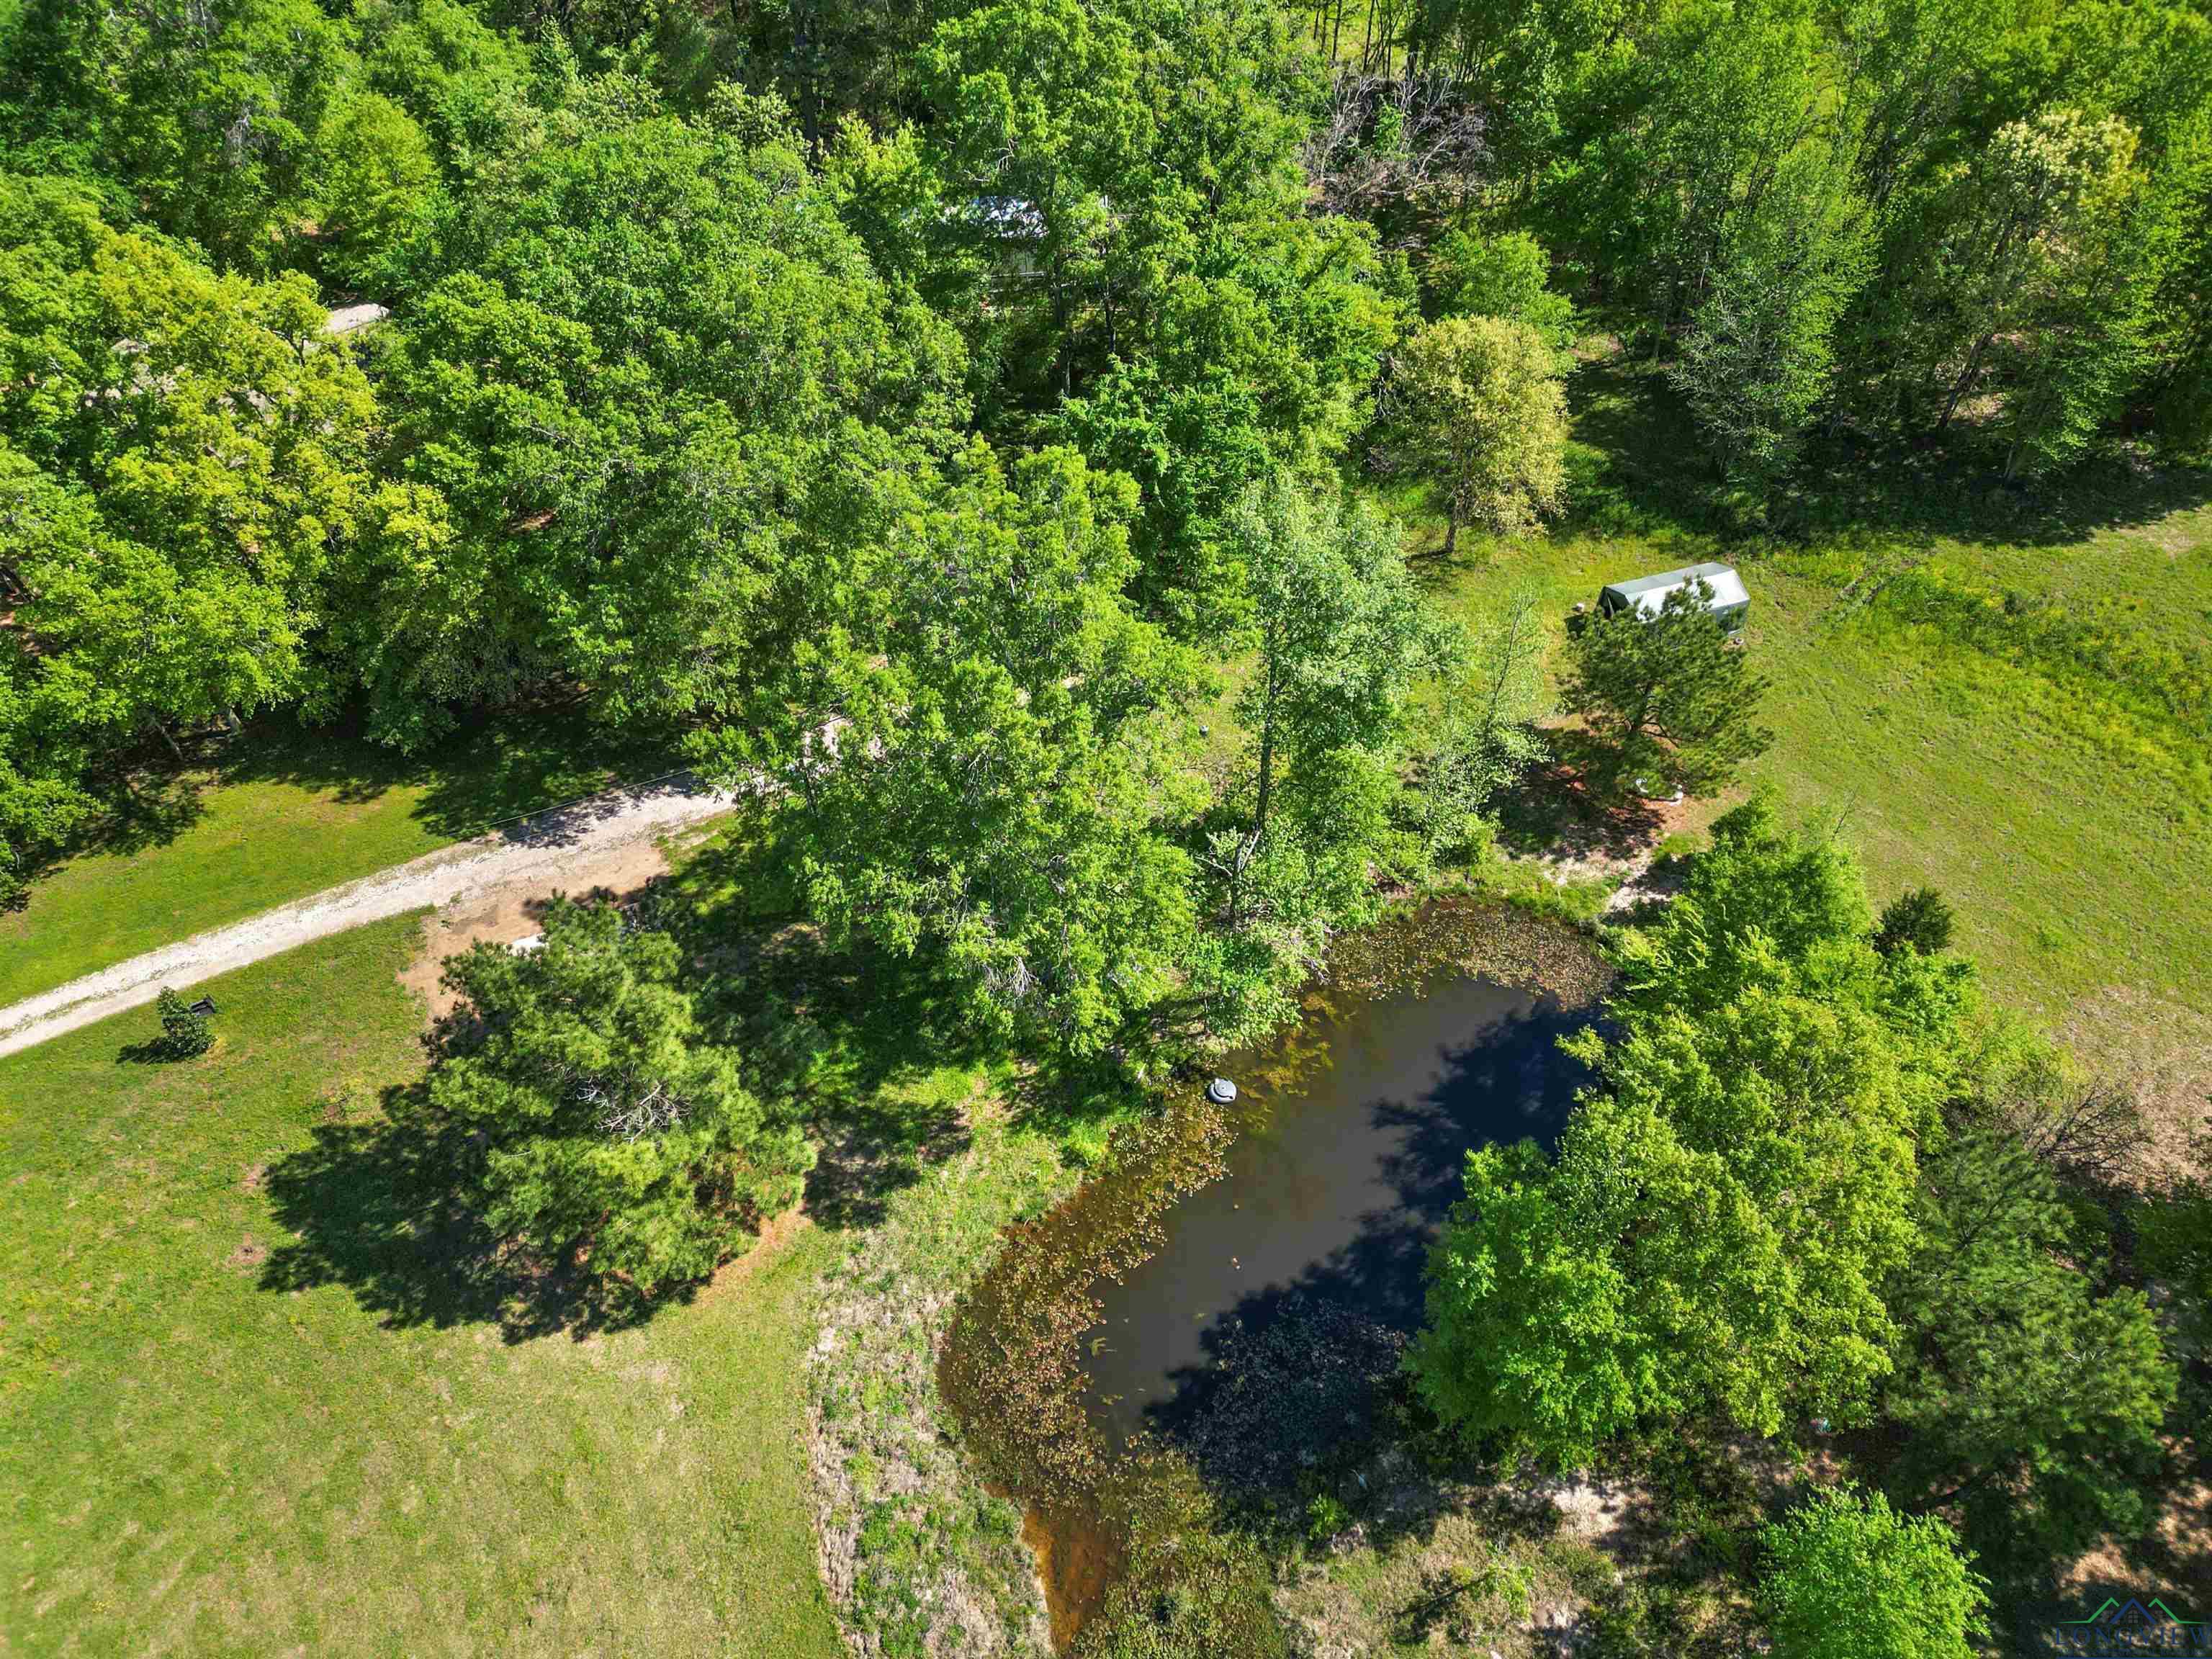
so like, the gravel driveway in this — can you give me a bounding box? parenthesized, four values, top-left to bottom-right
(0, 773, 742, 1058)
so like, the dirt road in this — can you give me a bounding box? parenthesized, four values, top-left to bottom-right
(0, 773, 742, 1059)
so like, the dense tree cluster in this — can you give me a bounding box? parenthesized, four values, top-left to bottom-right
(1411, 793, 2188, 1586)
(4, 0, 2203, 907)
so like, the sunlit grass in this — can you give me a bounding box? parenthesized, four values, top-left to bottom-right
(0, 704, 678, 1007)
(0, 915, 842, 1658)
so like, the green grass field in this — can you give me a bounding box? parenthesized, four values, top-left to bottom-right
(0, 706, 677, 1008)
(0, 916, 843, 1658)
(1412, 354, 2212, 1083)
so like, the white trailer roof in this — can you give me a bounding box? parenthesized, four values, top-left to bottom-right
(1601, 560, 1749, 618)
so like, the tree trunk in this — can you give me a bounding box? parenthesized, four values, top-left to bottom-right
(1231, 645, 1282, 925)
(1442, 502, 1459, 558)
(1935, 333, 1992, 432)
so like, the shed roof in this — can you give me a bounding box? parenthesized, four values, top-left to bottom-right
(1601, 560, 1749, 616)
(323, 302, 390, 337)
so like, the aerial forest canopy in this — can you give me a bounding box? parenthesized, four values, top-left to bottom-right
(1, 0, 2208, 947)
(4, 1, 2211, 1653)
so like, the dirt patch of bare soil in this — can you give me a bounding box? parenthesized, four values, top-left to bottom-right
(696, 1206, 811, 1301)
(1276, 1452, 1652, 1659)
(2062, 1473, 2212, 1602)
(397, 835, 675, 1023)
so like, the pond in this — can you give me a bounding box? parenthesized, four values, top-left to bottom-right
(1082, 970, 1595, 1455)
(938, 899, 1611, 1650)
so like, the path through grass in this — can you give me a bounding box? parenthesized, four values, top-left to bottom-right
(0, 705, 676, 1008)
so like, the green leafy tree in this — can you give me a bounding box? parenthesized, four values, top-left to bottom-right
(1390, 315, 1568, 552)
(0, 173, 379, 768)
(422, 898, 814, 1298)
(0, 0, 354, 269)
(315, 90, 439, 290)
(1424, 228, 1577, 358)
(1058, 364, 1277, 633)
(1886, 107, 2150, 449)
(793, 446, 1203, 1056)
(2141, 1132, 2212, 1438)
(1412, 799, 1957, 1465)
(1560, 583, 1771, 796)
(355, 0, 542, 191)
(358, 90, 963, 749)
(1414, 581, 1550, 863)
(1671, 135, 1872, 491)
(1190, 476, 1458, 1038)
(1539, 0, 1843, 343)
(1413, 988, 1933, 1463)
(1761, 1486, 1989, 1659)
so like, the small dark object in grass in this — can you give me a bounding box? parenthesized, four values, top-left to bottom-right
(156, 986, 214, 1058)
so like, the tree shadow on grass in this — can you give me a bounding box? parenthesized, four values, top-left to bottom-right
(1491, 743, 1668, 866)
(35, 696, 688, 884)
(258, 1082, 706, 1342)
(218, 698, 687, 843)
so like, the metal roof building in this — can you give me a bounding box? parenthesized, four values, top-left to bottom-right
(1598, 561, 1750, 632)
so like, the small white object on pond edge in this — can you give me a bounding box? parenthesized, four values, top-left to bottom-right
(1206, 1077, 1238, 1105)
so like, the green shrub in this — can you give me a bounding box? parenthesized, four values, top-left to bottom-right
(1304, 1493, 1352, 1542)
(156, 987, 213, 1058)
(1761, 1486, 1987, 1659)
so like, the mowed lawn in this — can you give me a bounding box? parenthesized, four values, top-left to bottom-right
(0, 916, 842, 1658)
(1418, 353, 2212, 1076)
(0, 707, 676, 1009)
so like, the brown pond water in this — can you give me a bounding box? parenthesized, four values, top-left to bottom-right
(939, 900, 1609, 1649)
(1080, 970, 1594, 1449)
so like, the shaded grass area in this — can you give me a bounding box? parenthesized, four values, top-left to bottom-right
(0, 701, 678, 1007)
(0, 915, 842, 1659)
(1410, 352, 2212, 1058)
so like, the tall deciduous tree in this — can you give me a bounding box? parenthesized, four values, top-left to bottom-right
(0, 172, 379, 775)
(1424, 228, 1578, 359)
(1671, 135, 1871, 491)
(1560, 583, 1771, 796)
(1390, 315, 1568, 552)
(793, 445, 1202, 1056)
(1411, 798, 1959, 1465)
(1881, 1112, 2176, 1569)
(315, 90, 439, 290)
(0, 0, 354, 269)
(1889, 107, 2151, 448)
(358, 89, 963, 749)
(1414, 580, 1550, 863)
(1190, 475, 1457, 1038)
